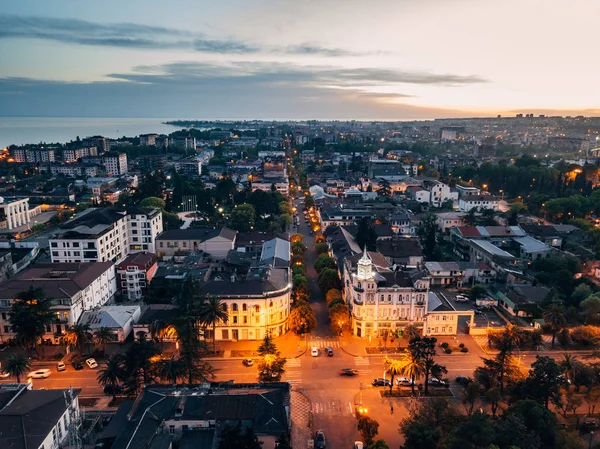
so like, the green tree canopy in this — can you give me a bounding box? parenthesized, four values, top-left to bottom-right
(139, 196, 166, 210)
(229, 203, 256, 232)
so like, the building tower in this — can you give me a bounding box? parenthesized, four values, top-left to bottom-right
(356, 246, 373, 280)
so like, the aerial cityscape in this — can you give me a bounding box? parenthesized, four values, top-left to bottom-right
(2, 2, 600, 449)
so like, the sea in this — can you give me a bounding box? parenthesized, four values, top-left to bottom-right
(0, 117, 181, 148)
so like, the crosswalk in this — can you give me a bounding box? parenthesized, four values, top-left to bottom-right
(354, 357, 371, 367)
(306, 340, 340, 349)
(287, 358, 302, 368)
(312, 399, 354, 416)
(285, 357, 302, 387)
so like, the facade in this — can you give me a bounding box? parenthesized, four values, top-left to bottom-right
(157, 227, 237, 259)
(116, 252, 158, 300)
(49, 207, 163, 263)
(40, 163, 99, 177)
(62, 147, 97, 162)
(13, 148, 56, 163)
(0, 385, 81, 449)
(0, 262, 116, 343)
(0, 197, 30, 230)
(173, 158, 202, 176)
(251, 178, 290, 196)
(139, 133, 159, 146)
(343, 248, 430, 338)
(458, 194, 500, 212)
(435, 211, 465, 232)
(80, 305, 141, 342)
(102, 152, 128, 175)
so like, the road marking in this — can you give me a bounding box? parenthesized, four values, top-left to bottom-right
(287, 359, 302, 368)
(354, 357, 371, 366)
(348, 402, 354, 414)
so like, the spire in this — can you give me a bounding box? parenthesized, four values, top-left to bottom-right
(357, 245, 372, 280)
(362, 245, 368, 260)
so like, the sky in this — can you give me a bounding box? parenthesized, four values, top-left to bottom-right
(1, 0, 599, 120)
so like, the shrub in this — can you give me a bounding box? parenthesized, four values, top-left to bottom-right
(570, 325, 600, 346)
(440, 342, 449, 349)
(460, 347, 469, 353)
(557, 328, 571, 347)
(444, 347, 452, 354)
(458, 343, 465, 348)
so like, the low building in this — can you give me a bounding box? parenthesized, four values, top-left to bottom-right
(423, 292, 473, 336)
(109, 383, 290, 449)
(0, 262, 116, 343)
(79, 305, 141, 342)
(376, 238, 423, 266)
(0, 385, 81, 449)
(0, 197, 30, 230)
(513, 236, 553, 260)
(251, 177, 289, 196)
(458, 194, 500, 212)
(116, 252, 158, 300)
(495, 286, 551, 317)
(435, 211, 465, 232)
(157, 227, 237, 259)
(343, 248, 430, 338)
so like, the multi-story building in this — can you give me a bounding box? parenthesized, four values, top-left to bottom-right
(116, 252, 158, 300)
(156, 227, 236, 259)
(102, 152, 128, 175)
(139, 133, 159, 146)
(251, 178, 289, 196)
(199, 237, 291, 341)
(49, 207, 163, 263)
(13, 148, 55, 163)
(169, 136, 197, 150)
(0, 197, 30, 230)
(62, 147, 97, 162)
(458, 194, 500, 212)
(82, 135, 109, 152)
(39, 163, 99, 177)
(0, 262, 116, 342)
(0, 385, 81, 449)
(343, 248, 430, 338)
(172, 158, 202, 176)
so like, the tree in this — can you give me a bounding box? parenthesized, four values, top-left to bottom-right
(469, 285, 487, 301)
(9, 287, 54, 351)
(559, 353, 579, 384)
(404, 324, 421, 341)
(97, 355, 125, 399)
(398, 351, 424, 394)
(315, 242, 329, 255)
(571, 283, 592, 304)
(418, 213, 438, 259)
(357, 416, 379, 447)
(314, 255, 336, 273)
(64, 323, 92, 354)
(513, 356, 563, 409)
(229, 203, 256, 232)
(155, 355, 187, 384)
(139, 196, 166, 210)
(258, 353, 286, 382)
(288, 304, 317, 335)
(325, 289, 343, 305)
(580, 294, 600, 323)
(408, 336, 445, 395)
(543, 303, 567, 348)
(328, 297, 345, 309)
(318, 268, 341, 292)
(461, 381, 481, 416)
(355, 217, 378, 252)
(218, 422, 263, 449)
(258, 334, 278, 356)
(582, 385, 600, 415)
(384, 357, 404, 395)
(329, 303, 350, 335)
(1, 354, 30, 383)
(304, 194, 315, 209)
(377, 178, 391, 197)
(93, 326, 114, 354)
(198, 296, 229, 354)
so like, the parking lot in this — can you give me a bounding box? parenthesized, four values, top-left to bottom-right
(435, 289, 506, 332)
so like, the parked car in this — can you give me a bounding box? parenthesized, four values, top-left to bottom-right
(103, 384, 123, 395)
(86, 358, 98, 369)
(427, 377, 448, 387)
(354, 442, 364, 449)
(455, 295, 469, 302)
(372, 378, 391, 387)
(396, 377, 415, 386)
(583, 415, 596, 426)
(340, 368, 359, 376)
(326, 347, 333, 357)
(311, 347, 319, 357)
(28, 369, 51, 379)
(0, 371, 10, 378)
(242, 359, 254, 367)
(71, 360, 84, 370)
(56, 361, 66, 372)
(456, 375, 473, 385)
(315, 430, 326, 449)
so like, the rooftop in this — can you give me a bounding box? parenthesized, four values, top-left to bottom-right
(157, 227, 237, 242)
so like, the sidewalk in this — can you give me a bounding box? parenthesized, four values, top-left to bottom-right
(202, 332, 306, 361)
(291, 390, 313, 449)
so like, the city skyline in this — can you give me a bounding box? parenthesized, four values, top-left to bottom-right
(2, 0, 600, 119)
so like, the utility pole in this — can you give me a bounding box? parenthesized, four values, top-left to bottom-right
(64, 387, 82, 449)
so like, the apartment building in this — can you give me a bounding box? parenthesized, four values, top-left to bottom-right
(0, 262, 116, 343)
(343, 248, 430, 338)
(49, 207, 163, 263)
(116, 252, 158, 300)
(139, 133, 159, 146)
(102, 152, 128, 175)
(62, 147, 97, 162)
(458, 194, 500, 212)
(13, 148, 56, 163)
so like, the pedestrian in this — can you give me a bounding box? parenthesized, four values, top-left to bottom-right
(391, 405, 394, 414)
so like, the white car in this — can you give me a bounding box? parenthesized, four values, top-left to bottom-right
(311, 347, 319, 357)
(354, 442, 364, 449)
(455, 295, 469, 302)
(86, 358, 98, 369)
(28, 369, 52, 379)
(396, 377, 415, 386)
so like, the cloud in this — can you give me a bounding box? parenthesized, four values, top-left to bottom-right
(0, 14, 369, 57)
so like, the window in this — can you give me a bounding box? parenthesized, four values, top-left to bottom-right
(169, 425, 175, 435)
(51, 242, 57, 248)
(73, 242, 79, 247)
(242, 304, 247, 312)
(52, 251, 59, 257)
(221, 329, 229, 340)
(254, 305, 260, 313)
(232, 304, 238, 312)
(3, 326, 9, 333)
(243, 316, 248, 324)
(388, 295, 391, 302)
(233, 316, 238, 324)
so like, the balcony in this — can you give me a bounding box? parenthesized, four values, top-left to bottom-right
(353, 298, 363, 306)
(353, 286, 364, 293)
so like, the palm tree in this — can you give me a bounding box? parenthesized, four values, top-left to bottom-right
(560, 353, 578, 384)
(97, 355, 125, 400)
(398, 351, 424, 394)
(384, 357, 404, 395)
(198, 296, 228, 354)
(1, 354, 31, 383)
(64, 323, 92, 354)
(93, 327, 114, 355)
(543, 304, 567, 348)
(155, 355, 187, 384)
(149, 319, 176, 350)
(9, 287, 55, 351)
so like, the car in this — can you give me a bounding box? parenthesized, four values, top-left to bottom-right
(396, 377, 415, 386)
(315, 430, 326, 449)
(455, 295, 469, 302)
(86, 358, 98, 369)
(242, 359, 254, 367)
(354, 442, 364, 449)
(340, 368, 359, 376)
(583, 415, 596, 426)
(372, 378, 391, 387)
(311, 347, 319, 357)
(0, 371, 9, 378)
(456, 375, 473, 385)
(427, 377, 448, 387)
(103, 384, 123, 395)
(57, 361, 66, 372)
(28, 369, 51, 379)
(71, 360, 84, 370)
(325, 347, 333, 357)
